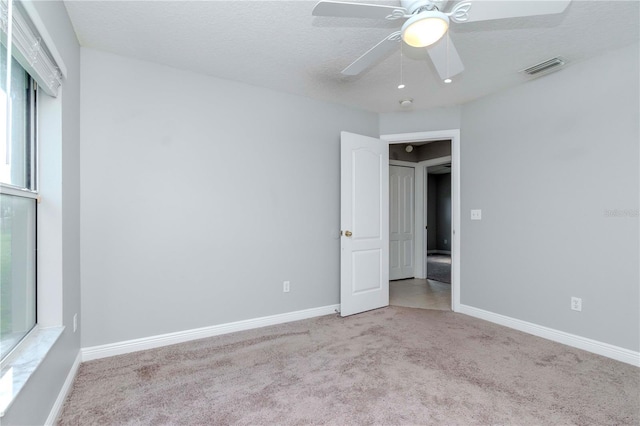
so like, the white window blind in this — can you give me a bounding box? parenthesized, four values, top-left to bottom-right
(0, 0, 64, 97)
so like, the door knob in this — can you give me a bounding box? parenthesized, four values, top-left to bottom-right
(345, 230, 353, 237)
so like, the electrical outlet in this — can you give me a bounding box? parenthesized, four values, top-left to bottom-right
(283, 281, 290, 293)
(73, 313, 78, 332)
(471, 209, 482, 220)
(571, 297, 582, 312)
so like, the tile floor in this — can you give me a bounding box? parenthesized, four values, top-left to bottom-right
(389, 278, 451, 311)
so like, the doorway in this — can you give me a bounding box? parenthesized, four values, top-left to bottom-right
(382, 130, 461, 312)
(426, 162, 452, 285)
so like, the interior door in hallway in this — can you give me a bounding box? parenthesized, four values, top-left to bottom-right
(340, 131, 389, 317)
(389, 165, 415, 280)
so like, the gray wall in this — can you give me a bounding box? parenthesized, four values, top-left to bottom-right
(80, 49, 379, 347)
(427, 176, 438, 250)
(460, 43, 639, 351)
(435, 174, 451, 252)
(380, 106, 461, 135)
(3, 1, 81, 425)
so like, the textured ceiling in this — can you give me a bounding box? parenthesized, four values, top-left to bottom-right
(64, 0, 639, 113)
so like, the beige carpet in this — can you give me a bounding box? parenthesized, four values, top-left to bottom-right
(59, 307, 639, 425)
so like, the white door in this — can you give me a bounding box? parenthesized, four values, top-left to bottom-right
(389, 166, 415, 280)
(340, 131, 389, 317)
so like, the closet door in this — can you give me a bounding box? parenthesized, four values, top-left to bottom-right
(389, 165, 414, 280)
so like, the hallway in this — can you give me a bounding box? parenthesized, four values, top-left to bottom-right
(389, 278, 451, 311)
(426, 254, 451, 284)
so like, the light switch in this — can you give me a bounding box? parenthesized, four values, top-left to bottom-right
(471, 209, 482, 220)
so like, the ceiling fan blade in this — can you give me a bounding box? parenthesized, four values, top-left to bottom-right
(427, 34, 464, 80)
(450, 0, 571, 24)
(342, 31, 402, 75)
(313, 1, 407, 20)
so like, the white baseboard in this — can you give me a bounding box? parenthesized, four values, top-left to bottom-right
(81, 304, 340, 362)
(459, 304, 640, 367)
(45, 350, 81, 425)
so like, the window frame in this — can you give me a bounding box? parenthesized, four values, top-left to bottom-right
(0, 67, 39, 362)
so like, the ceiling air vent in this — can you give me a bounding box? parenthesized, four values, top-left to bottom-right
(520, 57, 566, 77)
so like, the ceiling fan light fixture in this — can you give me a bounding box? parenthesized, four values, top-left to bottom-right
(401, 11, 449, 48)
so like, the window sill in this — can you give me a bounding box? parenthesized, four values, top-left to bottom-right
(0, 326, 64, 417)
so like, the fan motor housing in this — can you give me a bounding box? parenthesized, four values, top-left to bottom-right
(401, 0, 446, 14)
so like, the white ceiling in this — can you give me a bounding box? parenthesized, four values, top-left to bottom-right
(64, 0, 639, 113)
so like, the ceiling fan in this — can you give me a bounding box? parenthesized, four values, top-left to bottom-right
(312, 0, 571, 81)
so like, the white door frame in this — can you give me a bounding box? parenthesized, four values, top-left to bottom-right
(382, 130, 461, 312)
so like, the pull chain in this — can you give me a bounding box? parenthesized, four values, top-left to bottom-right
(444, 35, 452, 84)
(398, 41, 405, 89)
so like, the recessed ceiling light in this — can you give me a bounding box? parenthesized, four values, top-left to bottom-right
(398, 84, 406, 89)
(444, 78, 452, 84)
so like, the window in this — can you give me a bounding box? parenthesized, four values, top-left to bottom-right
(0, 41, 38, 360)
(0, 1, 66, 415)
